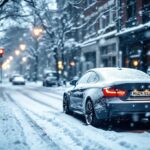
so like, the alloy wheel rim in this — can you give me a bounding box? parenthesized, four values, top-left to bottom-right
(85, 101, 93, 125)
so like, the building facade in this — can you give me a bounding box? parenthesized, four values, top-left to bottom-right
(117, 0, 150, 73)
(79, 0, 119, 73)
(56, 0, 150, 78)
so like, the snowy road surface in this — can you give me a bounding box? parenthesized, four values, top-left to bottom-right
(0, 82, 150, 150)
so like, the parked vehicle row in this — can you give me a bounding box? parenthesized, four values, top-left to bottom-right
(9, 74, 26, 85)
(42, 71, 60, 87)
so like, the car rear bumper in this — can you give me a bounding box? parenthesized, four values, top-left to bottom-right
(46, 81, 57, 85)
(95, 101, 150, 120)
(13, 82, 25, 85)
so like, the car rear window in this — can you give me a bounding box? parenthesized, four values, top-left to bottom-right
(101, 69, 150, 81)
(47, 72, 57, 77)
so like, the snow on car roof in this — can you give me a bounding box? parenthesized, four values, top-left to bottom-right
(90, 67, 150, 82)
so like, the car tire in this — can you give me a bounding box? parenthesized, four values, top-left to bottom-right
(63, 95, 72, 115)
(85, 100, 100, 127)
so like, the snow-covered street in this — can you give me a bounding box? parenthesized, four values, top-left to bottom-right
(0, 82, 150, 150)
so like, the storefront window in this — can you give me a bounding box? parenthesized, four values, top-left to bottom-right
(142, 0, 150, 23)
(101, 44, 116, 67)
(85, 51, 96, 68)
(127, 0, 136, 20)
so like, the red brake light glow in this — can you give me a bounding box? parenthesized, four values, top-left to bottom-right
(103, 88, 126, 97)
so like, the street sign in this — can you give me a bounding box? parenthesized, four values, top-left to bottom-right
(0, 48, 4, 57)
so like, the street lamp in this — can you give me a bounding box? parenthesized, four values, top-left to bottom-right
(15, 50, 20, 56)
(22, 57, 27, 63)
(132, 59, 139, 67)
(32, 27, 43, 81)
(20, 44, 26, 51)
(6, 59, 11, 64)
(9, 56, 13, 61)
(33, 27, 43, 37)
(70, 61, 75, 67)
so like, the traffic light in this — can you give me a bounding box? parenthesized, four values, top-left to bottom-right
(0, 48, 4, 57)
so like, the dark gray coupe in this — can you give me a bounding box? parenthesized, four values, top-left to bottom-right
(63, 67, 150, 126)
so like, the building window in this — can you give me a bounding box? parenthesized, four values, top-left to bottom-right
(127, 0, 136, 20)
(142, 0, 150, 23)
(101, 44, 116, 67)
(99, 5, 115, 29)
(100, 10, 109, 29)
(85, 52, 96, 68)
(109, 5, 115, 24)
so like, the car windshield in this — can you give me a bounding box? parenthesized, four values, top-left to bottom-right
(47, 72, 57, 77)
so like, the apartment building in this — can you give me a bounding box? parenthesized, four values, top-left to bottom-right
(79, 0, 119, 73)
(117, 0, 150, 73)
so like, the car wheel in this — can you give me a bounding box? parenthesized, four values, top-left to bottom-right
(63, 95, 72, 115)
(85, 100, 99, 126)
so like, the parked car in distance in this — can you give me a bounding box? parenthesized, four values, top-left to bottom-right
(43, 71, 59, 87)
(12, 76, 26, 85)
(63, 67, 150, 126)
(9, 74, 20, 82)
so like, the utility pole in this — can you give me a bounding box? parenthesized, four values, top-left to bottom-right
(32, 27, 43, 82)
(54, 47, 59, 81)
(0, 48, 5, 83)
(0, 61, 2, 83)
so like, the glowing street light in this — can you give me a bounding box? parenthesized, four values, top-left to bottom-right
(70, 61, 75, 67)
(57, 60, 63, 70)
(22, 57, 27, 63)
(132, 59, 139, 67)
(20, 44, 26, 51)
(6, 59, 11, 64)
(15, 50, 20, 56)
(2, 63, 10, 70)
(33, 27, 43, 37)
(9, 56, 13, 61)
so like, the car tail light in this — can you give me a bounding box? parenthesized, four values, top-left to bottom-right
(103, 88, 126, 97)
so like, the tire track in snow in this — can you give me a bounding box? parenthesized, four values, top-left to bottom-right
(6, 89, 116, 150)
(18, 90, 60, 111)
(5, 92, 84, 150)
(15, 90, 86, 149)
(5, 93, 60, 150)
(0, 91, 30, 150)
(26, 109, 83, 147)
(26, 87, 63, 100)
(15, 88, 137, 150)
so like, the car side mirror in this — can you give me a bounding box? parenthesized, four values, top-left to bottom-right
(70, 79, 78, 86)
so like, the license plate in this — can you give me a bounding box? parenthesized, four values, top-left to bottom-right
(131, 90, 150, 97)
